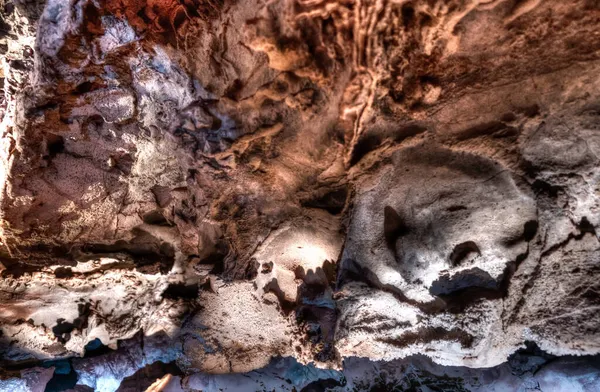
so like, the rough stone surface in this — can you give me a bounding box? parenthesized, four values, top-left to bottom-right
(1, 0, 600, 390)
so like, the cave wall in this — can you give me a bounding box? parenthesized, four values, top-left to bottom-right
(0, 0, 599, 390)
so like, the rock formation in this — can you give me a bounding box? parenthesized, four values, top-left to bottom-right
(0, 0, 599, 390)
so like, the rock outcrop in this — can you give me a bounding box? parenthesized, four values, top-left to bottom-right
(1, 0, 599, 390)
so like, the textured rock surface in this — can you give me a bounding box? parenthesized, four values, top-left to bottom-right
(1, 0, 600, 390)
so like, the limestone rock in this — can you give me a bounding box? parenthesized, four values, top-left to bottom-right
(1, 0, 600, 390)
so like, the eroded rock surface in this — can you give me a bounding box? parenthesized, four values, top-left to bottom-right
(1, 0, 599, 390)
